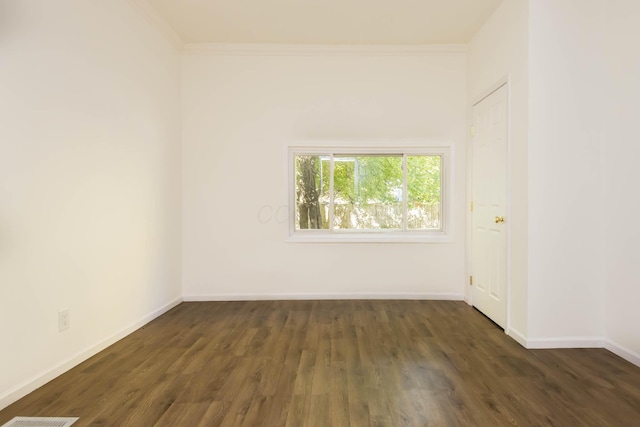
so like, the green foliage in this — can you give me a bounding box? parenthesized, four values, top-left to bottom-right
(331, 159, 355, 202)
(407, 156, 441, 205)
(328, 155, 440, 206)
(295, 154, 442, 230)
(353, 156, 402, 204)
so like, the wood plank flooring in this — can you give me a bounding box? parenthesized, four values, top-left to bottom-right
(1, 301, 640, 426)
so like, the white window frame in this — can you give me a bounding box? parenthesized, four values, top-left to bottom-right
(287, 146, 453, 243)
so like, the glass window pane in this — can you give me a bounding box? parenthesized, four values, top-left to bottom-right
(333, 155, 403, 230)
(294, 155, 330, 230)
(407, 155, 441, 230)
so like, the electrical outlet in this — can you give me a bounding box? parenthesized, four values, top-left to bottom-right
(58, 309, 70, 332)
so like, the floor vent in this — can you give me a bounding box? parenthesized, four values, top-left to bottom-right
(1, 417, 79, 427)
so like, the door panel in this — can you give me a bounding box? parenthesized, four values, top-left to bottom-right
(472, 84, 508, 328)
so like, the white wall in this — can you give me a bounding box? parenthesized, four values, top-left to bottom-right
(181, 49, 467, 299)
(527, 0, 606, 341)
(4, 0, 637, 412)
(0, 0, 182, 407)
(468, 0, 529, 340)
(603, 0, 640, 360)
(470, 0, 640, 360)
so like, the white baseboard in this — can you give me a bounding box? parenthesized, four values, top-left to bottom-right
(183, 292, 465, 302)
(604, 339, 640, 368)
(525, 336, 604, 349)
(519, 336, 640, 368)
(0, 297, 183, 411)
(507, 327, 527, 348)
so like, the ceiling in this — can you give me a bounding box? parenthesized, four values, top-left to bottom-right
(147, 0, 504, 45)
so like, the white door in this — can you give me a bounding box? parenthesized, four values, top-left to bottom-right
(471, 84, 508, 329)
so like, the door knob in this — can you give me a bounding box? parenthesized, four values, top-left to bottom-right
(494, 216, 505, 224)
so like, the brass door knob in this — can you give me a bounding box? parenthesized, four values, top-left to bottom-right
(494, 216, 505, 224)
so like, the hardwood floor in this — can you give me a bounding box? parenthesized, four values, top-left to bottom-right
(1, 301, 640, 426)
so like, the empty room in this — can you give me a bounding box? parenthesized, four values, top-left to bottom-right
(1, 0, 640, 426)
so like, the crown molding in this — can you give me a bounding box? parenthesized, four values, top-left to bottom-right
(182, 43, 468, 57)
(126, 0, 184, 50)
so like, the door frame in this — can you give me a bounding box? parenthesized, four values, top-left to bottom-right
(467, 76, 512, 334)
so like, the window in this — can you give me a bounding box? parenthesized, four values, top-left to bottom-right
(289, 146, 451, 242)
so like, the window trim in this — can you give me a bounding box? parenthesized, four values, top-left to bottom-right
(287, 146, 453, 243)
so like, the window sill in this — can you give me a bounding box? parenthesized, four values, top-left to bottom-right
(286, 232, 452, 243)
